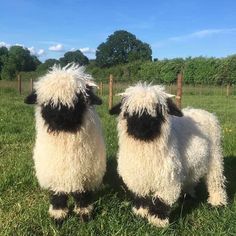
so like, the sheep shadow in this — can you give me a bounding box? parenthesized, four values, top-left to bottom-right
(103, 156, 128, 198)
(170, 155, 236, 222)
(100, 155, 236, 223)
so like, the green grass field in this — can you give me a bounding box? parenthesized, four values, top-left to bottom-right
(0, 87, 236, 235)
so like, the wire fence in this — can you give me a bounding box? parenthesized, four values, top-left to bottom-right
(0, 74, 235, 109)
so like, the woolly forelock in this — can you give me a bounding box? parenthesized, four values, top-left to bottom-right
(34, 63, 97, 108)
(119, 82, 173, 117)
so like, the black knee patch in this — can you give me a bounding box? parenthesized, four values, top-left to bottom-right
(71, 191, 93, 208)
(132, 194, 170, 220)
(133, 195, 149, 209)
(50, 192, 68, 209)
(149, 197, 170, 220)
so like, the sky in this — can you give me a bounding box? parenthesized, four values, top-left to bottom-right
(1, 0, 236, 62)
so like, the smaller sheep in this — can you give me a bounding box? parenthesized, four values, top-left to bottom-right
(25, 64, 106, 223)
(109, 83, 227, 227)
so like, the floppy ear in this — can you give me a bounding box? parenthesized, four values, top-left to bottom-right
(86, 87, 102, 105)
(24, 91, 37, 104)
(109, 103, 122, 115)
(167, 98, 183, 117)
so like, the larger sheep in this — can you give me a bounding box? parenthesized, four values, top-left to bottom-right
(109, 83, 227, 227)
(24, 64, 106, 222)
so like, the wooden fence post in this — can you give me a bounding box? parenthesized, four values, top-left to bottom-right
(99, 81, 103, 96)
(176, 73, 183, 109)
(30, 79, 33, 92)
(226, 84, 230, 97)
(108, 74, 113, 109)
(17, 74, 22, 95)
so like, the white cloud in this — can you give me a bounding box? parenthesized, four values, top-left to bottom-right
(49, 43, 64, 52)
(28, 47, 45, 57)
(37, 49, 45, 56)
(0, 41, 10, 48)
(28, 46, 36, 54)
(170, 28, 236, 42)
(152, 28, 236, 49)
(79, 47, 96, 54)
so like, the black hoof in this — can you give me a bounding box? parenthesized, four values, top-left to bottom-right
(53, 218, 64, 227)
(80, 214, 92, 222)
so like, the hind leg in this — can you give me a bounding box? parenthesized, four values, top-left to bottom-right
(72, 191, 93, 221)
(206, 149, 227, 206)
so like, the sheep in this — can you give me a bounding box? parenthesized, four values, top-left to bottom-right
(109, 82, 227, 227)
(24, 64, 106, 223)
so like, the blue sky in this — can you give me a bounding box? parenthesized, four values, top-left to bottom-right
(1, 0, 236, 61)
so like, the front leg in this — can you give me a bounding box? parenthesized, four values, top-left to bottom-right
(147, 197, 170, 227)
(132, 194, 170, 227)
(71, 191, 93, 221)
(49, 192, 69, 223)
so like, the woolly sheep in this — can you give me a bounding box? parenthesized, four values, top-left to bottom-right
(25, 64, 106, 222)
(109, 83, 227, 227)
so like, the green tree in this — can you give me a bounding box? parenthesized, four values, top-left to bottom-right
(1, 46, 40, 80)
(36, 59, 60, 73)
(0, 46, 9, 79)
(96, 30, 152, 67)
(60, 50, 89, 66)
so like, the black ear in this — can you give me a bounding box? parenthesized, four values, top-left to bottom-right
(86, 87, 102, 105)
(109, 103, 122, 115)
(24, 91, 37, 104)
(167, 98, 183, 117)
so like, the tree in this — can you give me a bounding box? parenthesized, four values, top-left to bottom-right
(1, 46, 41, 80)
(36, 59, 60, 73)
(96, 30, 152, 67)
(0, 47, 9, 79)
(60, 50, 89, 66)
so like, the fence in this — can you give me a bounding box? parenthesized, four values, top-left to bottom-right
(0, 74, 235, 109)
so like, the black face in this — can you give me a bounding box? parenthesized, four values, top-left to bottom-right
(109, 97, 183, 142)
(24, 86, 103, 133)
(125, 108, 166, 142)
(41, 93, 87, 133)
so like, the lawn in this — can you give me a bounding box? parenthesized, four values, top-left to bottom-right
(0, 87, 235, 235)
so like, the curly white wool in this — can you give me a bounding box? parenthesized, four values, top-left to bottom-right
(119, 82, 174, 117)
(117, 84, 227, 207)
(32, 64, 106, 193)
(35, 63, 97, 108)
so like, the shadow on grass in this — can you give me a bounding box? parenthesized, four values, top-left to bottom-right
(224, 155, 236, 202)
(171, 155, 236, 223)
(98, 155, 236, 223)
(103, 156, 128, 199)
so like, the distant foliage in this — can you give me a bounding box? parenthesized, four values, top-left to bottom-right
(0, 46, 41, 80)
(59, 50, 89, 66)
(96, 30, 152, 67)
(36, 59, 60, 74)
(87, 56, 236, 85)
(1, 42, 235, 85)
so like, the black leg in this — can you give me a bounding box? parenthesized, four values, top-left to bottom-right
(50, 192, 68, 209)
(148, 197, 170, 220)
(71, 191, 93, 221)
(49, 192, 69, 225)
(131, 192, 170, 227)
(133, 194, 149, 209)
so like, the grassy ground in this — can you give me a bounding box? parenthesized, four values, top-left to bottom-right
(0, 87, 235, 236)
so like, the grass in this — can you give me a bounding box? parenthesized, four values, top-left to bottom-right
(0, 86, 235, 236)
